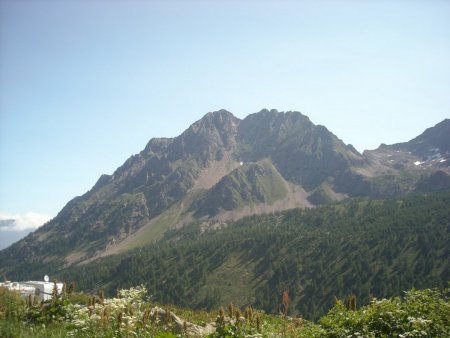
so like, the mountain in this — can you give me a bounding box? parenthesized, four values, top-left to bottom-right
(0, 110, 449, 279)
(392, 118, 450, 157)
(335, 119, 450, 198)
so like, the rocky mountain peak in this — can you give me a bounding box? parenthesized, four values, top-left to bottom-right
(381, 118, 450, 167)
(142, 137, 174, 156)
(238, 110, 310, 142)
(188, 109, 240, 137)
(166, 110, 240, 165)
(409, 119, 450, 154)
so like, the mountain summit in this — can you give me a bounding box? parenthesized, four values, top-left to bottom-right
(1, 110, 449, 278)
(392, 118, 450, 159)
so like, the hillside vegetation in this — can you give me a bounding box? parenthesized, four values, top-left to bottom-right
(1, 283, 449, 337)
(48, 191, 450, 321)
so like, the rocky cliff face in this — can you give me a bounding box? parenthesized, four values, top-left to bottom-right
(1, 110, 449, 277)
(236, 109, 365, 190)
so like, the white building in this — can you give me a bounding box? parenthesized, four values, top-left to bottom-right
(22, 280, 64, 301)
(0, 276, 64, 301)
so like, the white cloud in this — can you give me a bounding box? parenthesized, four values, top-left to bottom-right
(0, 211, 52, 232)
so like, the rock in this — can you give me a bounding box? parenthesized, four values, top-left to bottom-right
(150, 306, 216, 336)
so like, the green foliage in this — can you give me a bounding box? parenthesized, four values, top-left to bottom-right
(0, 286, 72, 337)
(209, 321, 255, 338)
(65, 291, 91, 306)
(154, 333, 178, 338)
(0, 286, 25, 319)
(1, 285, 449, 337)
(0, 320, 70, 338)
(319, 287, 450, 337)
(23, 283, 71, 324)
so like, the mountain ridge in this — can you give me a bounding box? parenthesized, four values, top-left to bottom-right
(1, 109, 449, 275)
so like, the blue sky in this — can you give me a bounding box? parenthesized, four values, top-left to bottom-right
(1, 0, 450, 229)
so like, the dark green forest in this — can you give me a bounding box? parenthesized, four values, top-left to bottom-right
(50, 191, 450, 320)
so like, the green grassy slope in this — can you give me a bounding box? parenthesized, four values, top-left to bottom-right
(191, 160, 288, 217)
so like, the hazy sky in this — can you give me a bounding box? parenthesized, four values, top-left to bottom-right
(1, 0, 449, 226)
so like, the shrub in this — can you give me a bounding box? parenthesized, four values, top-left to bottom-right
(67, 285, 155, 337)
(0, 286, 26, 319)
(319, 287, 450, 337)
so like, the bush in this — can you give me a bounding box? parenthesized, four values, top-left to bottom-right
(319, 287, 450, 337)
(0, 287, 26, 319)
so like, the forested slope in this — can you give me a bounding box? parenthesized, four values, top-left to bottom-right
(57, 191, 450, 320)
